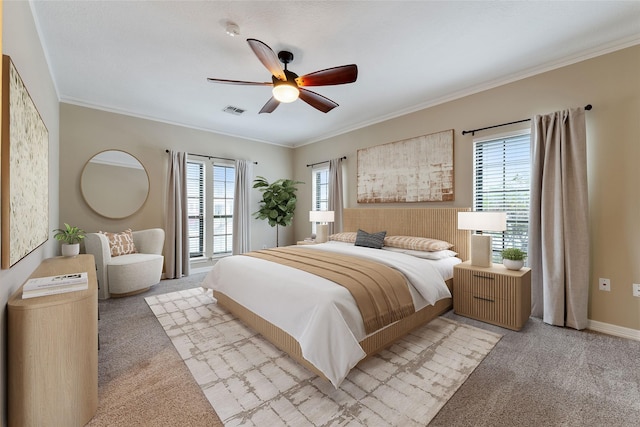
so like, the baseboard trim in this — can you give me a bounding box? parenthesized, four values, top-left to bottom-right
(190, 266, 214, 275)
(587, 319, 640, 342)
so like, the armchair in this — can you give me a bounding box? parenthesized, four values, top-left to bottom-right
(85, 228, 164, 299)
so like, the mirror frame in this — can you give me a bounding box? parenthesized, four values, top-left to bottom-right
(80, 150, 150, 219)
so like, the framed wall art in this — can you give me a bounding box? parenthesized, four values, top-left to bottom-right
(1, 55, 49, 269)
(357, 129, 454, 203)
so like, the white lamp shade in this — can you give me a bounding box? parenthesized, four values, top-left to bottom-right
(309, 210, 335, 223)
(458, 212, 507, 232)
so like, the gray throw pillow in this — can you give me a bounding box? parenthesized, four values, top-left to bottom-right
(355, 229, 387, 249)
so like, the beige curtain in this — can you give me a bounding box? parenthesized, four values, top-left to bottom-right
(328, 158, 344, 234)
(232, 159, 253, 254)
(164, 151, 190, 279)
(529, 107, 589, 329)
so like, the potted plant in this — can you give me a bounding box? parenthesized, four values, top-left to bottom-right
(253, 176, 303, 247)
(53, 223, 86, 257)
(501, 248, 527, 270)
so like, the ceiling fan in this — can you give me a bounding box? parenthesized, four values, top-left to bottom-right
(207, 38, 358, 114)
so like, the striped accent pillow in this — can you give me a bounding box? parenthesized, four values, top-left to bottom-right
(355, 229, 387, 249)
(384, 235, 453, 252)
(329, 232, 357, 243)
(99, 229, 138, 257)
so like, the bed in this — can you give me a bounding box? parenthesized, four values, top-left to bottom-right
(201, 207, 470, 387)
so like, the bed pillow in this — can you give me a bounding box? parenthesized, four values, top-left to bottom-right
(329, 232, 357, 244)
(354, 229, 387, 249)
(99, 229, 138, 257)
(383, 247, 458, 260)
(384, 235, 453, 252)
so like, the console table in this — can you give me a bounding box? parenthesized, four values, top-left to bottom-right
(8, 255, 98, 427)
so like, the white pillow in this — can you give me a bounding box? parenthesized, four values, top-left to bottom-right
(383, 246, 458, 260)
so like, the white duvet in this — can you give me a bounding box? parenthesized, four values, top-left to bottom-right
(200, 242, 455, 387)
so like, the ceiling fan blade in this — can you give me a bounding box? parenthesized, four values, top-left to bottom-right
(259, 97, 280, 114)
(247, 38, 286, 81)
(296, 64, 358, 87)
(299, 88, 339, 113)
(207, 78, 273, 86)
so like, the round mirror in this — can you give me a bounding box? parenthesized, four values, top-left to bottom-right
(81, 150, 150, 219)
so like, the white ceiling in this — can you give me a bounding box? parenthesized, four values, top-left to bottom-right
(30, 1, 640, 148)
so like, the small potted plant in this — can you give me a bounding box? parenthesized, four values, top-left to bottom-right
(501, 248, 527, 270)
(53, 223, 86, 257)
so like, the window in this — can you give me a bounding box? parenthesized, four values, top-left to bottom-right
(212, 164, 234, 255)
(473, 131, 531, 262)
(311, 165, 329, 234)
(187, 159, 235, 259)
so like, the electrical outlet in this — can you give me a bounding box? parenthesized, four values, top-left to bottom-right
(599, 278, 611, 292)
(633, 284, 640, 297)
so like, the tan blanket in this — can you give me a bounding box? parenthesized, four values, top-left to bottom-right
(243, 247, 415, 334)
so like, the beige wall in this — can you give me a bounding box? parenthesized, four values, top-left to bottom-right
(1, 1, 61, 423)
(59, 103, 295, 267)
(293, 45, 640, 332)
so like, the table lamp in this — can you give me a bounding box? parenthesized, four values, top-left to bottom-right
(309, 210, 334, 243)
(458, 211, 507, 267)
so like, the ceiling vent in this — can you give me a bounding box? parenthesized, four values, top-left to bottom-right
(223, 105, 246, 116)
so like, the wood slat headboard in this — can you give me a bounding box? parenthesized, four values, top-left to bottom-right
(342, 208, 471, 261)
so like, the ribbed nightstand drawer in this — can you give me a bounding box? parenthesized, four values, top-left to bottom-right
(455, 292, 513, 328)
(454, 268, 516, 300)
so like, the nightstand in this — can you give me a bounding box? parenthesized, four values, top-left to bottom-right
(453, 261, 531, 331)
(297, 240, 318, 245)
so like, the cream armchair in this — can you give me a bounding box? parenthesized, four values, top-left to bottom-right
(85, 228, 164, 299)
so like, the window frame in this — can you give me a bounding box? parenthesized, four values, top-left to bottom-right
(311, 164, 330, 235)
(186, 156, 235, 261)
(211, 161, 235, 256)
(472, 129, 531, 263)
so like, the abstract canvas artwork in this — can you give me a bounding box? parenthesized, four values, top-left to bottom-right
(1, 55, 49, 269)
(357, 129, 454, 203)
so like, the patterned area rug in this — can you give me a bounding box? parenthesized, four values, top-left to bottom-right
(146, 288, 502, 426)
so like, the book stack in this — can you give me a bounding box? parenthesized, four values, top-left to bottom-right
(22, 272, 89, 299)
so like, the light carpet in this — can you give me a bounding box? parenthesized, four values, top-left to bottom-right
(146, 288, 502, 426)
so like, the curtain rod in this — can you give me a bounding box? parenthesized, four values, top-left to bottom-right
(306, 156, 347, 168)
(165, 149, 257, 164)
(462, 104, 592, 136)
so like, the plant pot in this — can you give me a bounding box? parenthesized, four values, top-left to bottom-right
(503, 258, 524, 270)
(61, 243, 80, 257)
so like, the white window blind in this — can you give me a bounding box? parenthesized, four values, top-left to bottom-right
(473, 132, 531, 261)
(187, 161, 204, 258)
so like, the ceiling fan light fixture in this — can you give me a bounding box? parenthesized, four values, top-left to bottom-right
(272, 83, 299, 103)
(225, 22, 240, 37)
(208, 39, 357, 113)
